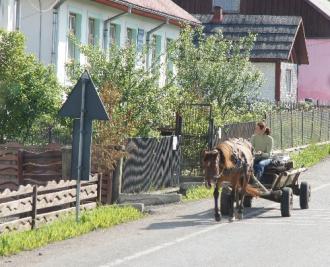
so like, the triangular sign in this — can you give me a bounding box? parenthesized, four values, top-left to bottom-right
(59, 71, 109, 121)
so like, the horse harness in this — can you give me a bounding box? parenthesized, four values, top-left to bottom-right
(218, 139, 252, 178)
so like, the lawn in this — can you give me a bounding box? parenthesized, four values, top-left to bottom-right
(290, 143, 330, 168)
(183, 185, 214, 202)
(0, 205, 143, 256)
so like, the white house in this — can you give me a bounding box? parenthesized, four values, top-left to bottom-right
(17, 0, 199, 85)
(0, 0, 19, 31)
(198, 9, 309, 102)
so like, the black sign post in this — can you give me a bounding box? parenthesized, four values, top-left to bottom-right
(59, 71, 109, 222)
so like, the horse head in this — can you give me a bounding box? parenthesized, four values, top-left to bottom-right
(202, 149, 221, 188)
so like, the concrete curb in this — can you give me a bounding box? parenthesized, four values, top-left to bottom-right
(117, 203, 145, 212)
(179, 182, 204, 195)
(117, 193, 182, 206)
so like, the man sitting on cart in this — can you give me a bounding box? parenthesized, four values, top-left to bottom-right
(251, 121, 274, 180)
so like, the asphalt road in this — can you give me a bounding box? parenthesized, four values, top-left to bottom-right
(1, 158, 330, 267)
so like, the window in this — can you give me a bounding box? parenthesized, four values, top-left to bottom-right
(286, 69, 292, 94)
(166, 38, 174, 80)
(68, 13, 77, 60)
(109, 24, 116, 46)
(127, 28, 134, 46)
(151, 35, 161, 65)
(88, 18, 95, 46)
(137, 29, 144, 52)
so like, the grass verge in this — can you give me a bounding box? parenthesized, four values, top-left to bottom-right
(0, 205, 143, 256)
(291, 143, 330, 168)
(183, 186, 214, 202)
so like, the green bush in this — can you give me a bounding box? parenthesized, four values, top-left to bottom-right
(0, 30, 63, 143)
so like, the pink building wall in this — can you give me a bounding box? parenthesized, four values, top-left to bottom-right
(298, 39, 330, 102)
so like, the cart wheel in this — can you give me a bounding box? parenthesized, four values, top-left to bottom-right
(300, 182, 311, 209)
(281, 187, 293, 217)
(220, 188, 231, 215)
(243, 196, 252, 208)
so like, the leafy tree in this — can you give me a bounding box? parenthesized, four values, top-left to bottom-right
(171, 26, 264, 125)
(66, 42, 180, 138)
(0, 30, 63, 143)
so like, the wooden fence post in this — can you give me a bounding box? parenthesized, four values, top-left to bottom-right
(280, 111, 283, 149)
(17, 149, 24, 185)
(301, 110, 304, 145)
(112, 157, 123, 203)
(311, 109, 315, 142)
(291, 109, 294, 148)
(97, 173, 103, 204)
(61, 146, 72, 179)
(328, 110, 330, 141)
(175, 113, 183, 136)
(320, 109, 323, 142)
(31, 185, 38, 230)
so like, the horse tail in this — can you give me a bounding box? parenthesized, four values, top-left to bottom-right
(245, 185, 260, 197)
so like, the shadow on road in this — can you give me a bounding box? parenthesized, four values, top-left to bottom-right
(144, 207, 279, 230)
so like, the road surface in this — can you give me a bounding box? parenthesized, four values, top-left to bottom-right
(1, 158, 330, 267)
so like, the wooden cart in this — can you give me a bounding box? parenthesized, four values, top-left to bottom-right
(220, 159, 311, 217)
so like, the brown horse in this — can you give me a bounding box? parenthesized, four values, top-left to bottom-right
(203, 138, 260, 221)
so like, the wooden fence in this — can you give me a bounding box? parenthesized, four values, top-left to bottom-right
(18, 149, 62, 184)
(0, 174, 102, 234)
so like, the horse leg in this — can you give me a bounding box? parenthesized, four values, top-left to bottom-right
(234, 186, 240, 219)
(229, 187, 236, 222)
(213, 185, 221, 222)
(237, 170, 249, 220)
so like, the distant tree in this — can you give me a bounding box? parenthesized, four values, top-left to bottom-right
(171, 26, 264, 125)
(0, 30, 63, 143)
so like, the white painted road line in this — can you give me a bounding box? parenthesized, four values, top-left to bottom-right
(99, 183, 330, 267)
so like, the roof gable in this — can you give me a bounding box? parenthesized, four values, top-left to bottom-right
(202, 15, 309, 64)
(306, 0, 330, 20)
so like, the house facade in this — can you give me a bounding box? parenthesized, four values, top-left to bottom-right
(0, 0, 19, 31)
(17, 0, 199, 85)
(240, 0, 330, 103)
(198, 11, 309, 102)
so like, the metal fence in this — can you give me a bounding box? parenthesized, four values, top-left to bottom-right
(266, 108, 330, 150)
(214, 108, 330, 151)
(122, 136, 180, 193)
(214, 121, 256, 146)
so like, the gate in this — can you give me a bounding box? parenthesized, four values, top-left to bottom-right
(178, 104, 213, 177)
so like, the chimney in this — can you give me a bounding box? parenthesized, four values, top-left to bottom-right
(211, 6, 224, 24)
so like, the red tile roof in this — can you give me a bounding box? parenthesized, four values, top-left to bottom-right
(94, 0, 201, 25)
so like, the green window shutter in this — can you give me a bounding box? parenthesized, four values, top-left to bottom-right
(75, 13, 82, 61)
(115, 24, 121, 47)
(94, 19, 101, 47)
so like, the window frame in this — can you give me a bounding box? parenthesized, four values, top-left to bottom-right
(88, 17, 96, 46)
(68, 12, 77, 60)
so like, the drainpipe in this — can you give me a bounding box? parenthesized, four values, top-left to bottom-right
(14, 0, 20, 30)
(146, 18, 169, 70)
(38, 0, 42, 60)
(51, 0, 68, 67)
(103, 6, 132, 51)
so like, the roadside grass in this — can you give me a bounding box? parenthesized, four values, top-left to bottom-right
(0, 205, 143, 256)
(183, 185, 214, 202)
(291, 143, 330, 168)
